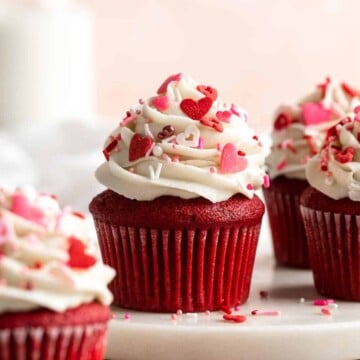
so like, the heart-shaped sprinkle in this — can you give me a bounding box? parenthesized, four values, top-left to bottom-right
(129, 134, 154, 162)
(157, 73, 182, 94)
(180, 97, 213, 120)
(274, 112, 292, 130)
(301, 102, 333, 126)
(200, 117, 223, 132)
(157, 125, 175, 140)
(11, 193, 44, 226)
(196, 85, 218, 101)
(219, 143, 248, 174)
(216, 110, 232, 123)
(67, 236, 97, 269)
(176, 125, 200, 147)
(152, 96, 170, 111)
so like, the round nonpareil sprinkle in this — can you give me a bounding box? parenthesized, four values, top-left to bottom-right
(176, 309, 183, 316)
(124, 313, 131, 320)
(171, 314, 177, 321)
(259, 290, 269, 299)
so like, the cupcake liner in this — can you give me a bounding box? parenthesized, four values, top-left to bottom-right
(301, 206, 360, 300)
(94, 219, 261, 312)
(0, 322, 108, 360)
(264, 188, 309, 268)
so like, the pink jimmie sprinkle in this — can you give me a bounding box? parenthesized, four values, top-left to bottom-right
(251, 310, 281, 316)
(263, 175, 270, 189)
(314, 299, 334, 306)
(276, 159, 287, 171)
(246, 184, 254, 190)
(216, 143, 222, 152)
(176, 309, 183, 316)
(198, 137, 204, 149)
(321, 308, 332, 316)
(171, 314, 177, 321)
(124, 313, 131, 320)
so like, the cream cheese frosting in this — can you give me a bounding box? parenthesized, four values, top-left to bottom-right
(266, 78, 360, 180)
(96, 73, 267, 202)
(0, 187, 115, 313)
(306, 111, 360, 201)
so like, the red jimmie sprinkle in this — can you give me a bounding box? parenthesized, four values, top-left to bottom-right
(200, 117, 223, 132)
(223, 314, 247, 323)
(72, 211, 86, 219)
(341, 82, 360, 98)
(103, 139, 119, 161)
(197, 85, 218, 101)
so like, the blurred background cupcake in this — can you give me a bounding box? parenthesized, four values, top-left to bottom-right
(301, 111, 360, 300)
(264, 78, 360, 268)
(90, 73, 267, 312)
(0, 187, 115, 359)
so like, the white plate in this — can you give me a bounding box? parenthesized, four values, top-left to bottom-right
(106, 246, 360, 360)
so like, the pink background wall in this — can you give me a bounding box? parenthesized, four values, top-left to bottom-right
(88, 0, 360, 132)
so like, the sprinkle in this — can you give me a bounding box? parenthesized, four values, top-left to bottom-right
(205, 310, 210, 316)
(230, 104, 241, 116)
(209, 167, 216, 174)
(198, 137, 204, 149)
(139, 98, 145, 105)
(162, 154, 172, 162)
(152, 145, 163, 157)
(72, 211, 85, 219)
(251, 310, 281, 316)
(328, 303, 338, 309)
(220, 305, 232, 314)
(313, 299, 334, 306)
(246, 184, 254, 190)
(148, 163, 163, 181)
(223, 314, 247, 323)
(157, 73, 182, 94)
(171, 314, 177, 321)
(281, 139, 297, 153)
(180, 97, 213, 121)
(200, 117, 224, 132)
(136, 110, 141, 115)
(274, 112, 292, 130)
(263, 175, 270, 189)
(303, 135, 318, 155)
(120, 112, 137, 127)
(152, 95, 170, 111)
(124, 313, 131, 320)
(260, 290, 269, 299)
(216, 143, 222, 152)
(276, 159, 287, 171)
(196, 85, 218, 101)
(129, 134, 154, 162)
(321, 308, 332, 316)
(172, 155, 180, 163)
(157, 125, 175, 140)
(216, 110, 232, 123)
(299, 297, 305, 303)
(176, 309, 183, 316)
(144, 124, 155, 140)
(234, 305, 241, 311)
(129, 167, 135, 173)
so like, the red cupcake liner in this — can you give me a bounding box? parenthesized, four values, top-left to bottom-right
(94, 219, 261, 312)
(301, 206, 360, 300)
(0, 322, 108, 360)
(263, 188, 309, 268)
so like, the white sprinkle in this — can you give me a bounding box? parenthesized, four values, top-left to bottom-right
(152, 145, 163, 157)
(328, 303, 338, 309)
(148, 163, 163, 181)
(299, 297, 305, 303)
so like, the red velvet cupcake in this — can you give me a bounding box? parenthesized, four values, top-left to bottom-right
(0, 187, 115, 359)
(265, 78, 360, 268)
(301, 112, 360, 300)
(90, 73, 267, 312)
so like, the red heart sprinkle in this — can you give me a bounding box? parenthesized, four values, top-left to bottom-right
(196, 85, 218, 101)
(129, 134, 154, 162)
(334, 147, 355, 163)
(223, 314, 247, 323)
(180, 97, 213, 120)
(200, 117, 223, 132)
(157, 73, 182, 94)
(216, 110, 232, 123)
(67, 236, 97, 269)
(301, 102, 333, 126)
(274, 112, 292, 130)
(220, 143, 248, 174)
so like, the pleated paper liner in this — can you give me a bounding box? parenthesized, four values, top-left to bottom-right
(94, 220, 262, 313)
(264, 187, 309, 268)
(301, 206, 360, 301)
(0, 322, 108, 360)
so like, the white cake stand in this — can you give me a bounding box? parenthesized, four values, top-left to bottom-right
(106, 224, 360, 360)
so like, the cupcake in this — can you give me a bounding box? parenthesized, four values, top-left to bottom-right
(90, 73, 267, 312)
(264, 78, 360, 268)
(301, 111, 360, 300)
(0, 187, 115, 359)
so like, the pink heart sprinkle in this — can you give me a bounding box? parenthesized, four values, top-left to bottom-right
(10, 193, 45, 226)
(216, 110, 232, 123)
(152, 96, 170, 111)
(220, 143, 248, 174)
(301, 102, 333, 125)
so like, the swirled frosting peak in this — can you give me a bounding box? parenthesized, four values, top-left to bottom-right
(0, 187, 115, 314)
(96, 73, 267, 202)
(266, 78, 360, 180)
(306, 110, 360, 200)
